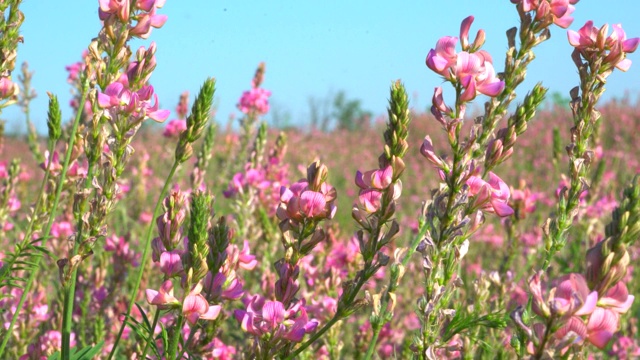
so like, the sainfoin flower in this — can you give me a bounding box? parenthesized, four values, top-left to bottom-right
(277, 180, 337, 223)
(182, 284, 222, 325)
(425, 16, 505, 101)
(529, 272, 598, 318)
(237, 87, 271, 115)
(568, 21, 640, 71)
(466, 172, 514, 217)
(234, 295, 318, 342)
(163, 119, 187, 137)
(97, 81, 170, 123)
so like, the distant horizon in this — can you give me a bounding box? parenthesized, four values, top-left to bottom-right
(4, 1, 640, 134)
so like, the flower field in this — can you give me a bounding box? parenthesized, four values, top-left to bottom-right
(0, 1, 639, 359)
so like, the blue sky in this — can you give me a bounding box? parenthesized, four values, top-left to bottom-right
(5, 1, 640, 133)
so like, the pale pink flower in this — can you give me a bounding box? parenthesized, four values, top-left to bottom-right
(237, 87, 271, 115)
(234, 295, 318, 342)
(99, 0, 130, 21)
(98, 81, 170, 123)
(466, 172, 514, 217)
(529, 272, 598, 318)
(129, 7, 168, 39)
(163, 119, 187, 137)
(146, 280, 180, 309)
(568, 21, 640, 71)
(182, 285, 222, 325)
(587, 307, 619, 349)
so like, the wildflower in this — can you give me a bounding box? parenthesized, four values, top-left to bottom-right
(529, 272, 598, 318)
(234, 295, 318, 342)
(277, 180, 337, 223)
(586, 307, 619, 348)
(163, 119, 187, 137)
(182, 284, 222, 325)
(97, 81, 170, 123)
(146, 280, 180, 309)
(466, 172, 514, 217)
(237, 87, 271, 115)
(568, 21, 640, 71)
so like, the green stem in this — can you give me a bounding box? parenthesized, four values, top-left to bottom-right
(60, 80, 92, 360)
(364, 221, 429, 360)
(284, 316, 340, 360)
(108, 161, 180, 359)
(0, 139, 55, 357)
(140, 308, 161, 359)
(167, 315, 185, 360)
(0, 78, 89, 358)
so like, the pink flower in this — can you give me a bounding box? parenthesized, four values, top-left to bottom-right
(277, 180, 337, 223)
(568, 21, 640, 71)
(529, 272, 598, 318)
(98, 81, 170, 123)
(159, 250, 184, 277)
(466, 172, 514, 217)
(598, 282, 634, 314)
(129, 7, 168, 39)
(355, 165, 393, 190)
(98, 0, 130, 21)
(146, 280, 180, 309)
(0, 77, 19, 99)
(587, 307, 619, 349)
(237, 87, 271, 115)
(425, 17, 505, 101)
(182, 285, 222, 325)
(234, 295, 318, 342)
(163, 119, 187, 137)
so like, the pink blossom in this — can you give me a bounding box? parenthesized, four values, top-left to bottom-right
(0, 77, 19, 99)
(568, 21, 640, 71)
(598, 282, 634, 314)
(466, 172, 514, 217)
(234, 295, 318, 342)
(98, 0, 130, 21)
(159, 250, 184, 277)
(129, 7, 168, 39)
(182, 285, 221, 325)
(587, 307, 619, 349)
(237, 87, 271, 115)
(146, 280, 180, 309)
(97, 81, 170, 123)
(277, 180, 337, 223)
(163, 119, 187, 137)
(529, 272, 598, 318)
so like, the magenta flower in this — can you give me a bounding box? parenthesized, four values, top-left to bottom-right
(129, 7, 168, 39)
(98, 0, 130, 21)
(587, 307, 619, 349)
(568, 21, 640, 71)
(466, 172, 514, 217)
(237, 87, 271, 115)
(0, 77, 18, 99)
(145, 280, 180, 309)
(277, 180, 337, 223)
(426, 36, 458, 79)
(355, 165, 393, 190)
(163, 119, 187, 138)
(598, 282, 634, 314)
(234, 295, 318, 342)
(529, 272, 598, 318)
(182, 285, 222, 325)
(159, 250, 184, 277)
(455, 51, 504, 101)
(97, 81, 170, 123)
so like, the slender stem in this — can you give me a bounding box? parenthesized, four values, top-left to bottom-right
(108, 161, 180, 359)
(284, 316, 340, 360)
(140, 308, 161, 359)
(364, 221, 429, 360)
(59, 80, 91, 360)
(0, 140, 55, 357)
(167, 315, 185, 360)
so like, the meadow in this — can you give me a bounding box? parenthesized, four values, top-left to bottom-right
(0, 0, 639, 359)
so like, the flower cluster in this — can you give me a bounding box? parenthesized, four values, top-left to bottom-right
(99, 0, 168, 39)
(426, 16, 504, 102)
(234, 295, 318, 343)
(511, 0, 578, 28)
(568, 21, 640, 72)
